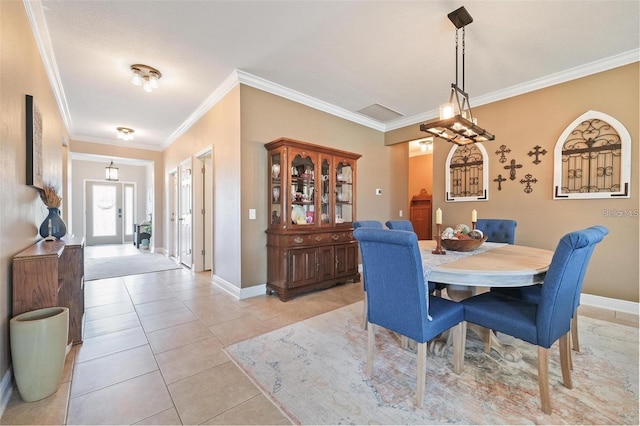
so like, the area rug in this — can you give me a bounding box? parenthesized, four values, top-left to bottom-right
(225, 302, 638, 425)
(84, 252, 182, 281)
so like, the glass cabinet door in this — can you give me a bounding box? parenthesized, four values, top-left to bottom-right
(269, 151, 283, 228)
(290, 151, 316, 226)
(319, 156, 331, 226)
(335, 159, 354, 225)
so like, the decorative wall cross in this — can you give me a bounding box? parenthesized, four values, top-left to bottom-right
(504, 159, 523, 180)
(520, 173, 538, 193)
(527, 145, 547, 164)
(495, 145, 511, 163)
(493, 174, 506, 191)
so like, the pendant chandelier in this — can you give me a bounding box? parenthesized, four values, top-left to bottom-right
(419, 6, 495, 146)
(105, 160, 119, 181)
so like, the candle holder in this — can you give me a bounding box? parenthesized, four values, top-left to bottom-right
(472, 221, 477, 230)
(432, 224, 446, 255)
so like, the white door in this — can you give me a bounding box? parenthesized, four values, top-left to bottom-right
(169, 170, 179, 259)
(179, 160, 193, 268)
(86, 181, 123, 245)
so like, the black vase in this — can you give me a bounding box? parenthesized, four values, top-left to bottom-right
(39, 207, 67, 239)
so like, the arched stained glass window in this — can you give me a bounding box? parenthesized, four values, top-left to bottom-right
(445, 143, 489, 202)
(553, 111, 631, 199)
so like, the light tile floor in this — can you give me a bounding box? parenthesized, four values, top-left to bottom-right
(1, 245, 637, 425)
(1, 245, 363, 425)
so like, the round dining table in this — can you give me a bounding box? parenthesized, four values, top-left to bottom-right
(418, 240, 554, 361)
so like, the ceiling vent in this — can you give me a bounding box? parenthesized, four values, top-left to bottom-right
(357, 103, 404, 122)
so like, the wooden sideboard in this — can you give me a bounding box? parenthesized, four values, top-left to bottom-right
(12, 236, 85, 345)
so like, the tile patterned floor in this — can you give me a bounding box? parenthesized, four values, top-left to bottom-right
(1, 246, 636, 425)
(1, 247, 363, 425)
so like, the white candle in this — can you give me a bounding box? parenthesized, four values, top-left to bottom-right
(435, 208, 442, 225)
(472, 209, 477, 222)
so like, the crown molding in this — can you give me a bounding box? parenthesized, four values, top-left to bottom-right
(23, 0, 73, 133)
(162, 70, 240, 149)
(73, 134, 164, 152)
(236, 70, 386, 131)
(385, 49, 640, 132)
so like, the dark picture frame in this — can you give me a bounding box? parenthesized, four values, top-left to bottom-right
(26, 94, 44, 189)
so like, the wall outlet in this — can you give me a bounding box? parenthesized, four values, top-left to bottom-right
(375, 188, 382, 195)
(399, 210, 403, 217)
(249, 209, 256, 220)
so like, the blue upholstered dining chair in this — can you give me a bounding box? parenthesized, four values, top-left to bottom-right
(353, 220, 384, 329)
(354, 228, 465, 408)
(475, 218, 517, 244)
(462, 226, 608, 414)
(385, 220, 415, 232)
(489, 225, 609, 357)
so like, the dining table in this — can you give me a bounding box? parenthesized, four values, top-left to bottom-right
(418, 239, 554, 362)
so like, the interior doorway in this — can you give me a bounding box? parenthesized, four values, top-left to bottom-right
(168, 169, 179, 259)
(179, 158, 193, 268)
(194, 148, 213, 272)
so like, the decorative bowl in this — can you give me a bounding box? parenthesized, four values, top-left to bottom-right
(440, 236, 487, 252)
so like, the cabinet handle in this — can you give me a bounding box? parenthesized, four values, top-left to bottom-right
(315, 236, 322, 242)
(294, 237, 304, 244)
(331, 234, 340, 241)
(335, 256, 339, 269)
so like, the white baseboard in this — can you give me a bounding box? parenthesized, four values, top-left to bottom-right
(0, 367, 14, 419)
(211, 275, 266, 300)
(581, 293, 639, 315)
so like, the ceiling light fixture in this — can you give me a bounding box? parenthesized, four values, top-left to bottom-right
(130, 64, 161, 92)
(419, 6, 495, 145)
(116, 127, 134, 141)
(105, 160, 119, 181)
(418, 137, 434, 152)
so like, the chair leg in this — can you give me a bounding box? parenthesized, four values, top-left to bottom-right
(559, 333, 573, 389)
(361, 296, 368, 330)
(366, 323, 375, 376)
(400, 335, 409, 350)
(416, 342, 427, 408)
(571, 315, 580, 352)
(482, 327, 492, 353)
(452, 321, 466, 374)
(537, 346, 552, 415)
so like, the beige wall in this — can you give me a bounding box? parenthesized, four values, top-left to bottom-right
(387, 63, 640, 302)
(163, 86, 242, 286)
(0, 1, 68, 379)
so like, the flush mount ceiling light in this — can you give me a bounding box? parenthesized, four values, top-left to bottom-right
(418, 137, 434, 152)
(130, 64, 161, 92)
(116, 127, 134, 141)
(105, 160, 119, 181)
(419, 6, 495, 146)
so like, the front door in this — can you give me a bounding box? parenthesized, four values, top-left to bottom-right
(86, 181, 123, 245)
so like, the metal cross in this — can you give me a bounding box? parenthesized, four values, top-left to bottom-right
(520, 173, 538, 193)
(495, 145, 511, 163)
(504, 159, 523, 180)
(493, 174, 507, 191)
(527, 145, 547, 165)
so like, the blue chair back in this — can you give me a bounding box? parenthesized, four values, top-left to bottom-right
(385, 220, 414, 232)
(536, 226, 607, 347)
(354, 228, 430, 343)
(353, 220, 383, 229)
(476, 219, 517, 244)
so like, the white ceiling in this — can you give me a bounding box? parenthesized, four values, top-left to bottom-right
(30, 1, 639, 152)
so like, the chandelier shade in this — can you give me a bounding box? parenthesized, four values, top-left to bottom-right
(420, 6, 495, 146)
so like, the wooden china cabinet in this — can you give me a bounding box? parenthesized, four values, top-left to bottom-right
(265, 137, 362, 301)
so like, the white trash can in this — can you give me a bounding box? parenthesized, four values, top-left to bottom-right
(10, 307, 69, 402)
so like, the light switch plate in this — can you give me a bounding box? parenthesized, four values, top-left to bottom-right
(375, 188, 382, 195)
(249, 209, 256, 220)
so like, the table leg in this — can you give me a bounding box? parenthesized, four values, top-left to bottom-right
(430, 285, 522, 362)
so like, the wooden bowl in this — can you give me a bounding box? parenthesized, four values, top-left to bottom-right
(440, 236, 488, 252)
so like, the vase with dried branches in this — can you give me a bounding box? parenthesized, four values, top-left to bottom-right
(38, 184, 66, 240)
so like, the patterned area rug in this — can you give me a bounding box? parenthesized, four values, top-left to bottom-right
(225, 302, 638, 425)
(85, 252, 182, 281)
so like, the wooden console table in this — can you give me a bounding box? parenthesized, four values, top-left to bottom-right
(12, 236, 85, 345)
